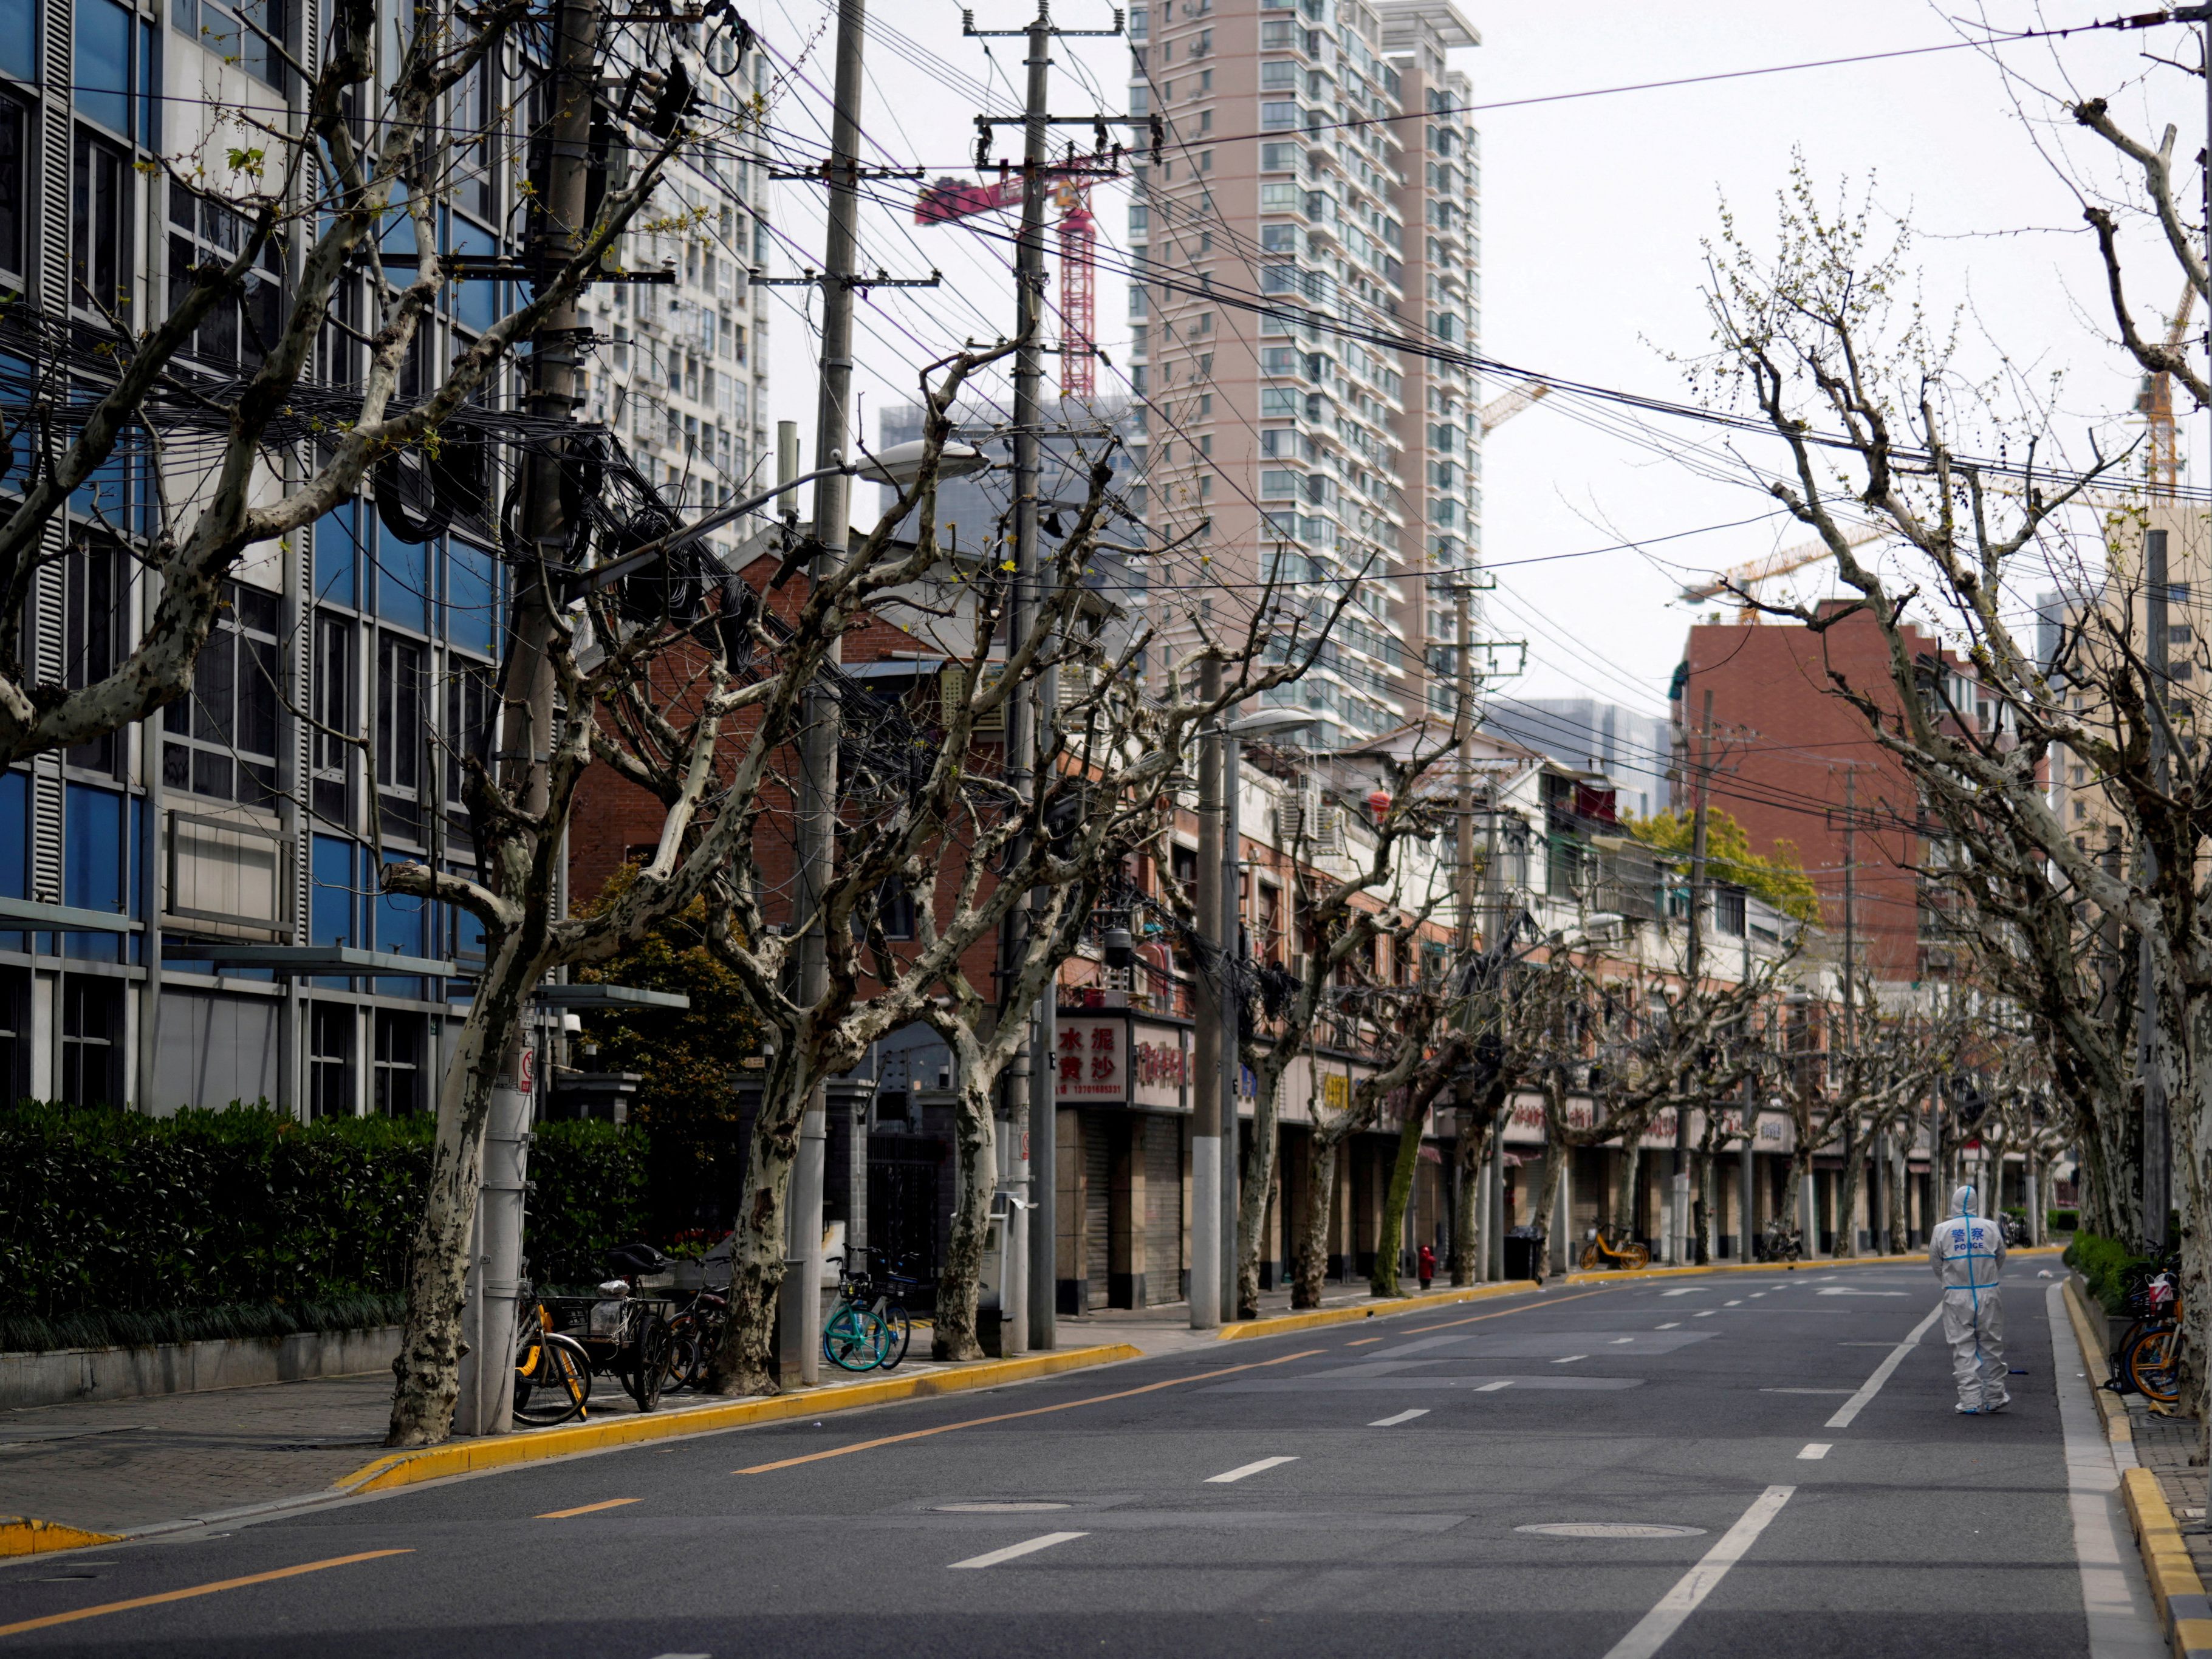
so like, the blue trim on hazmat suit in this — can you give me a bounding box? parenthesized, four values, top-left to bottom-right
(1928, 1183, 2007, 1413)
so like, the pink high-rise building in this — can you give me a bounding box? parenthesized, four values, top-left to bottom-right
(1128, 0, 1481, 731)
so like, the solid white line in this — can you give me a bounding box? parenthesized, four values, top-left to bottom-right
(1369, 1409, 1429, 1427)
(1205, 1456, 1298, 1484)
(2045, 1283, 2165, 1658)
(1597, 1485, 1795, 1659)
(1476, 1380, 1514, 1392)
(1824, 1304, 1943, 1429)
(1797, 1443, 1830, 1460)
(947, 1532, 1089, 1570)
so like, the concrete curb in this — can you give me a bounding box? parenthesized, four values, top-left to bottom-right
(0, 1517, 125, 1559)
(1215, 1282, 1536, 1339)
(2058, 1270, 2209, 1658)
(333, 1341, 1146, 1495)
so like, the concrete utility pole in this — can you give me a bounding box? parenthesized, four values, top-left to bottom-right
(1841, 766, 1858, 1257)
(1671, 689, 1710, 1266)
(1220, 725, 1242, 1317)
(454, 0, 598, 1437)
(1453, 587, 1478, 1281)
(1191, 659, 1225, 1329)
(779, 0, 871, 1388)
(2140, 525, 2171, 1251)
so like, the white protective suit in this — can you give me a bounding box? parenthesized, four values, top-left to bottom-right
(1928, 1184, 2007, 1413)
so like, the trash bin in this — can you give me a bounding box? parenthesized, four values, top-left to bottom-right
(1502, 1225, 1542, 1282)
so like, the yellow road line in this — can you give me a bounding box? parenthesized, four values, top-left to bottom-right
(0, 1550, 412, 1640)
(1405, 1287, 1614, 1333)
(1347, 1337, 1383, 1347)
(535, 1498, 640, 1519)
(734, 1347, 1330, 1474)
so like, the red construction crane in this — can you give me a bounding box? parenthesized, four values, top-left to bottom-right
(917, 165, 1105, 400)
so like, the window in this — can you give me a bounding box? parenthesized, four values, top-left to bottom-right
(1261, 58, 1296, 87)
(60, 977, 120, 1105)
(0, 967, 22, 1100)
(442, 659, 491, 824)
(1261, 224, 1296, 253)
(375, 634, 424, 841)
(1263, 345, 1298, 374)
(311, 612, 352, 824)
(373, 1010, 422, 1116)
(310, 1002, 352, 1118)
(1261, 100, 1298, 131)
(72, 128, 131, 318)
(163, 581, 279, 806)
(0, 91, 25, 278)
(176, 0, 289, 87)
(168, 182, 284, 367)
(1261, 468, 1299, 498)
(62, 541, 123, 776)
(1260, 141, 1298, 171)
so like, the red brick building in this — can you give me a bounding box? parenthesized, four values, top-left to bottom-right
(1674, 604, 1954, 984)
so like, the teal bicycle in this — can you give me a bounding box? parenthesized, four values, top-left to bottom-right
(821, 1250, 914, 1372)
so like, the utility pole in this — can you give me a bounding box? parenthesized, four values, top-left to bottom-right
(1191, 659, 1224, 1329)
(1841, 766, 1858, 1258)
(777, 0, 871, 1389)
(1221, 724, 1242, 1318)
(1451, 586, 1481, 1282)
(2140, 526, 2171, 1251)
(1671, 688, 1710, 1266)
(454, 0, 598, 1437)
(960, 0, 1125, 1353)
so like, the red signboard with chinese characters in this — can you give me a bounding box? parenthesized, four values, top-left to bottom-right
(1054, 1018, 1128, 1104)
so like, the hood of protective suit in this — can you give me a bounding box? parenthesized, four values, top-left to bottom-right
(1950, 1185, 1977, 1219)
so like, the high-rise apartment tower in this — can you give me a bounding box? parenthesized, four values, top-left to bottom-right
(1128, 0, 1481, 734)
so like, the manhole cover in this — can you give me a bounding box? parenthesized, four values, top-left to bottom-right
(1516, 1522, 1707, 1539)
(934, 1502, 1073, 1513)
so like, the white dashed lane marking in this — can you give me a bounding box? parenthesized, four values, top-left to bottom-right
(1798, 1443, 1832, 1460)
(1369, 1409, 1429, 1427)
(1476, 1380, 1515, 1392)
(948, 1533, 1089, 1569)
(1205, 1457, 1298, 1485)
(1552, 1355, 1587, 1364)
(1656, 1322, 1681, 1330)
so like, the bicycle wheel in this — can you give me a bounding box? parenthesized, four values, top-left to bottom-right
(1622, 1242, 1650, 1270)
(877, 1302, 912, 1369)
(627, 1319, 669, 1412)
(822, 1302, 888, 1371)
(2127, 1324, 2181, 1405)
(514, 1331, 592, 1426)
(1578, 1242, 1601, 1271)
(661, 1329, 699, 1395)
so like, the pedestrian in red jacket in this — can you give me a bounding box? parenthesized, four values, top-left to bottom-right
(1417, 1243, 1436, 1290)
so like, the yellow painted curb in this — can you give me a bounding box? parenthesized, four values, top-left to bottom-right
(337, 1343, 1145, 1496)
(2122, 1466, 2207, 1620)
(0, 1517, 125, 1558)
(2061, 1274, 2132, 1445)
(1216, 1281, 1536, 1340)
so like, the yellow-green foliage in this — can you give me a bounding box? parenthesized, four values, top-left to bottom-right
(1625, 806, 1823, 923)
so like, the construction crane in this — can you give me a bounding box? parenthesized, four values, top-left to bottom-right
(1478, 377, 1549, 434)
(1678, 524, 1885, 621)
(917, 165, 1106, 399)
(2135, 281, 2196, 498)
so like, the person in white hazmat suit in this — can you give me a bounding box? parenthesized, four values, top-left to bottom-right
(1928, 1184, 2007, 1413)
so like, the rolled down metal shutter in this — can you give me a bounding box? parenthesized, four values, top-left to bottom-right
(1083, 1114, 1111, 1309)
(1144, 1116, 1182, 1304)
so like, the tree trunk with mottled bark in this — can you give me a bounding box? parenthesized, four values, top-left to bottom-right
(1370, 1106, 1425, 1298)
(1292, 1134, 1342, 1308)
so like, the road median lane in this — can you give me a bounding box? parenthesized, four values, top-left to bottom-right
(335, 1341, 1144, 1495)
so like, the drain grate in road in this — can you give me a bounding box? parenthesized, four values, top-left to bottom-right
(1516, 1522, 1707, 1539)
(934, 1502, 1073, 1513)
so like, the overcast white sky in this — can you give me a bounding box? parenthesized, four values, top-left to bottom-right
(751, 1, 2205, 719)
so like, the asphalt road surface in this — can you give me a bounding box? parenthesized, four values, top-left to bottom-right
(0, 1263, 2166, 1658)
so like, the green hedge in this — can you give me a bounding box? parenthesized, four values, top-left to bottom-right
(0, 1103, 648, 1347)
(2064, 1230, 2149, 1316)
(2049, 1208, 2080, 1234)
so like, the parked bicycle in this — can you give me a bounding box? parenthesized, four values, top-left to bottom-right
(662, 1285, 728, 1393)
(1578, 1225, 1651, 1272)
(1760, 1219, 1804, 1262)
(2104, 1260, 2182, 1406)
(512, 1283, 593, 1428)
(821, 1248, 916, 1372)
